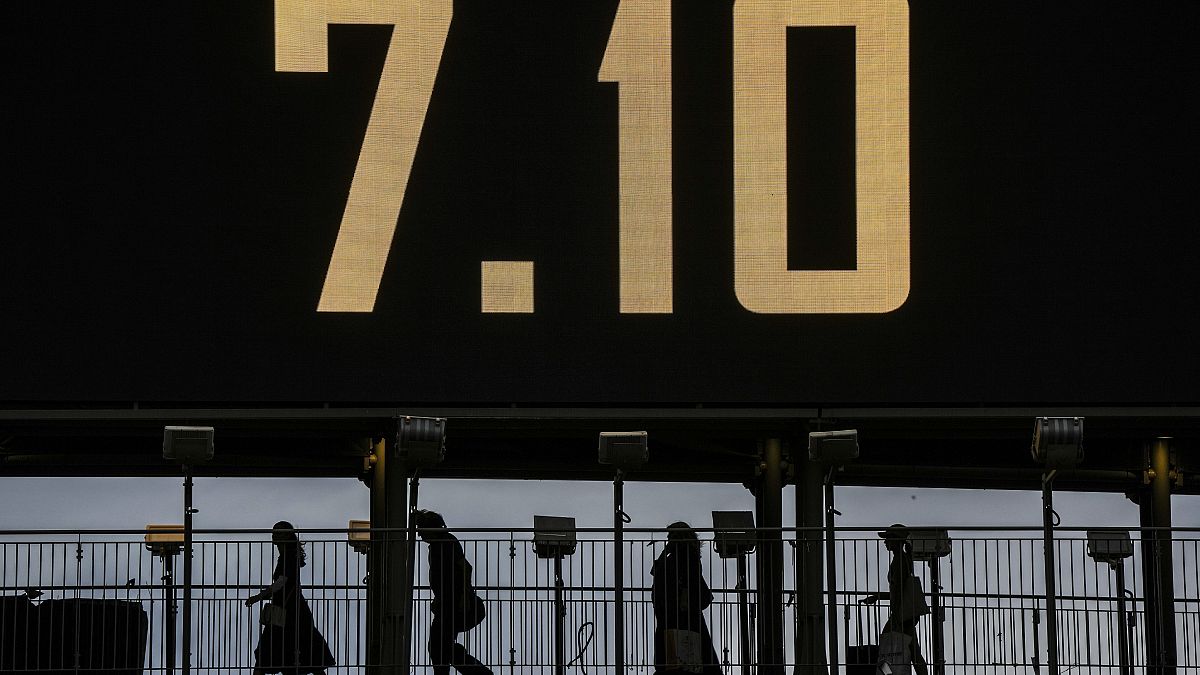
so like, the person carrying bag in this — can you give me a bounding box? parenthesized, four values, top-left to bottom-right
(876, 524, 930, 675)
(651, 522, 722, 675)
(245, 522, 336, 675)
(415, 510, 493, 675)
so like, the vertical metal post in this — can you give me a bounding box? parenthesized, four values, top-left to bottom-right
(795, 457, 828, 675)
(1041, 473, 1059, 675)
(399, 473, 420, 674)
(383, 448, 408, 674)
(74, 539, 82, 674)
(554, 555, 566, 675)
(1113, 562, 1131, 675)
(758, 438, 785, 675)
(824, 471, 839, 675)
(181, 466, 193, 675)
(930, 559, 945, 675)
(368, 439, 386, 672)
(369, 436, 408, 675)
(614, 469, 626, 675)
(1031, 604, 1042, 674)
(1141, 438, 1177, 675)
(163, 553, 177, 675)
(737, 554, 753, 675)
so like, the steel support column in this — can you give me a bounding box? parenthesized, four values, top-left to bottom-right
(794, 457, 828, 675)
(368, 437, 409, 675)
(757, 439, 786, 675)
(1140, 438, 1177, 675)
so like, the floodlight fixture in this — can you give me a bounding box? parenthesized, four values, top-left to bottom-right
(145, 524, 184, 557)
(163, 426, 214, 464)
(533, 515, 578, 559)
(1087, 529, 1134, 567)
(348, 519, 371, 555)
(396, 416, 446, 468)
(1031, 417, 1083, 469)
(711, 511, 757, 559)
(808, 429, 859, 464)
(598, 431, 648, 469)
(908, 528, 952, 562)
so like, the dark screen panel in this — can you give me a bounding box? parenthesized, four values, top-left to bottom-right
(1, 1, 1197, 405)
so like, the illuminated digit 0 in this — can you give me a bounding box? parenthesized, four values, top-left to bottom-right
(733, 0, 909, 313)
(275, 0, 452, 312)
(600, 0, 673, 314)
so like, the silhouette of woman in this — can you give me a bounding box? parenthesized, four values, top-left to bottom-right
(651, 522, 721, 675)
(878, 523, 929, 675)
(246, 521, 335, 675)
(414, 510, 493, 675)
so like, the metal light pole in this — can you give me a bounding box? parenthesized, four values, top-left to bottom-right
(146, 525, 184, 675)
(713, 511, 756, 675)
(393, 416, 445, 675)
(162, 426, 214, 675)
(808, 429, 859, 675)
(1086, 529, 1134, 675)
(599, 431, 648, 675)
(1040, 470, 1059, 675)
(534, 515, 578, 675)
(910, 529, 952, 675)
(1030, 417, 1084, 675)
(182, 467, 194, 675)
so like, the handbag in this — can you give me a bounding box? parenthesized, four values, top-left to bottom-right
(259, 602, 287, 628)
(453, 593, 487, 632)
(663, 628, 704, 674)
(877, 630, 911, 675)
(892, 576, 930, 621)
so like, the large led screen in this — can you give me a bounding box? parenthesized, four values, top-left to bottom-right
(1, 1, 1197, 404)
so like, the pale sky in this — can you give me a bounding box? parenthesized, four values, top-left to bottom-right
(1, 476, 1196, 533)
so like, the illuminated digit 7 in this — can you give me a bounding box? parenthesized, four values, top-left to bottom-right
(599, 0, 673, 314)
(733, 0, 910, 313)
(275, 0, 452, 312)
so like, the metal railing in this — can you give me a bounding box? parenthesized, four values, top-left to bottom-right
(2, 526, 1197, 673)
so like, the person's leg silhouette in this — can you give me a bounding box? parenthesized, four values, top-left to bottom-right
(430, 616, 493, 675)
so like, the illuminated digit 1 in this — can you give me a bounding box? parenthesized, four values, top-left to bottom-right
(733, 0, 909, 313)
(275, 0, 452, 312)
(599, 0, 673, 313)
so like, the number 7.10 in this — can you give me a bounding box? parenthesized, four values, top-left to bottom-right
(275, 0, 909, 315)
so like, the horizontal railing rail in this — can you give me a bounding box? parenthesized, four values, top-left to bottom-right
(1, 526, 1197, 673)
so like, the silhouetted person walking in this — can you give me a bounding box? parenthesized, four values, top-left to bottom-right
(877, 524, 929, 675)
(414, 510, 493, 675)
(651, 522, 721, 675)
(246, 521, 335, 675)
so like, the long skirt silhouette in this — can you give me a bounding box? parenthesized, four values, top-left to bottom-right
(253, 551, 335, 675)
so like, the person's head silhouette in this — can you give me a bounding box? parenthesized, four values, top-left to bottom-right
(878, 523, 910, 553)
(271, 520, 306, 565)
(413, 509, 450, 541)
(666, 521, 700, 551)
(272, 520, 297, 543)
